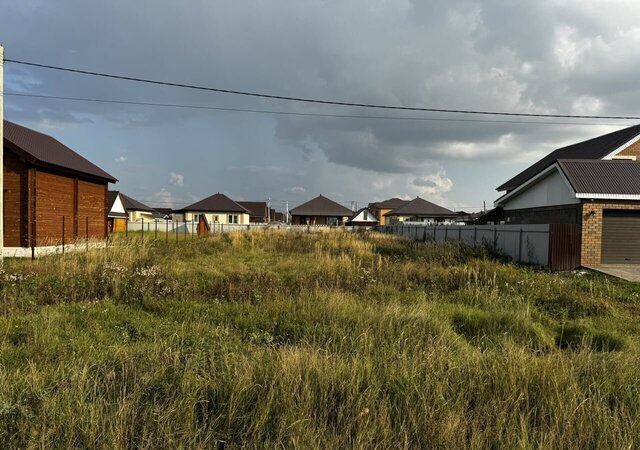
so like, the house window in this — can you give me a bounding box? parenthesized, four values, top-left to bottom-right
(228, 215, 238, 224)
(213, 215, 219, 222)
(364, 211, 369, 220)
(193, 214, 200, 223)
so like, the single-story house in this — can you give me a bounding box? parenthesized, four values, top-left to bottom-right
(175, 193, 251, 224)
(455, 210, 485, 225)
(107, 191, 159, 232)
(238, 201, 270, 223)
(384, 197, 458, 224)
(368, 198, 409, 226)
(494, 124, 640, 266)
(152, 207, 174, 220)
(290, 195, 353, 225)
(3, 120, 117, 253)
(272, 211, 286, 223)
(347, 208, 379, 227)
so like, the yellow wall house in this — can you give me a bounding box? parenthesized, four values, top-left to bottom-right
(178, 193, 250, 226)
(368, 198, 410, 226)
(107, 191, 160, 232)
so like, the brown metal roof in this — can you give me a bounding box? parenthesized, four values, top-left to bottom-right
(497, 124, 640, 192)
(118, 192, 157, 213)
(4, 120, 117, 183)
(289, 195, 353, 217)
(181, 193, 251, 213)
(369, 197, 410, 209)
(237, 201, 268, 218)
(558, 159, 640, 195)
(385, 197, 457, 217)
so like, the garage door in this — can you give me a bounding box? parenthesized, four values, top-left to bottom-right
(601, 210, 640, 264)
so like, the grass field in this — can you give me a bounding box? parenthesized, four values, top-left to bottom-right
(0, 230, 639, 448)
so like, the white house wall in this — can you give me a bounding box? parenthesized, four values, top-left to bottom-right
(503, 169, 579, 211)
(351, 210, 377, 223)
(110, 195, 126, 215)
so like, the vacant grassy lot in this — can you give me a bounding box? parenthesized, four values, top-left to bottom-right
(0, 231, 639, 448)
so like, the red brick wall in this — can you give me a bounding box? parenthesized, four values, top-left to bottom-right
(35, 171, 75, 246)
(77, 180, 107, 239)
(617, 140, 640, 159)
(3, 152, 25, 247)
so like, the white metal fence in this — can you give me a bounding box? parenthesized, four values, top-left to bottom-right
(379, 224, 550, 265)
(122, 220, 370, 235)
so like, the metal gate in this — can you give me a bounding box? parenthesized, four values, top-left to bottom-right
(601, 210, 640, 264)
(549, 223, 582, 271)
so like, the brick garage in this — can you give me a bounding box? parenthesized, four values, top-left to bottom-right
(3, 121, 117, 250)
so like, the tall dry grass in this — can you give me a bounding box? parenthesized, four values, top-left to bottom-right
(0, 230, 638, 448)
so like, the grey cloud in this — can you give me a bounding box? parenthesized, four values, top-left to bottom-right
(2, 0, 640, 211)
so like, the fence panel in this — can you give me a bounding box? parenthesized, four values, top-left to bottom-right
(380, 224, 550, 266)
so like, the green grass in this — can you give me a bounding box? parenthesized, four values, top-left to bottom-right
(0, 230, 639, 448)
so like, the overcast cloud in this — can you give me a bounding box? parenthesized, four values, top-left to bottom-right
(2, 0, 640, 212)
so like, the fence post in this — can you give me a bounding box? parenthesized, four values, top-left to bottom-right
(473, 226, 477, 245)
(184, 220, 187, 240)
(62, 216, 65, 255)
(155, 220, 158, 240)
(458, 227, 462, 242)
(175, 221, 178, 241)
(31, 220, 35, 260)
(141, 218, 144, 242)
(86, 216, 89, 252)
(165, 220, 168, 242)
(444, 226, 448, 241)
(518, 228, 523, 263)
(493, 227, 498, 250)
(125, 218, 128, 237)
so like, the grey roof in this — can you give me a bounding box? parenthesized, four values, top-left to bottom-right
(119, 193, 156, 213)
(289, 195, 353, 217)
(237, 201, 268, 218)
(497, 124, 640, 192)
(558, 159, 640, 195)
(385, 197, 458, 217)
(369, 198, 410, 209)
(4, 120, 117, 183)
(181, 193, 250, 213)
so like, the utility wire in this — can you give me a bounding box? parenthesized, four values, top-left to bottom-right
(5, 58, 640, 120)
(4, 92, 633, 127)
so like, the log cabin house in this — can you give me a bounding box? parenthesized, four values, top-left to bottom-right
(3, 121, 117, 254)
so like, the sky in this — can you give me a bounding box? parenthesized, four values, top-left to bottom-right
(2, 0, 640, 213)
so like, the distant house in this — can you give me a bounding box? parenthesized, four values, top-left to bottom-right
(347, 208, 379, 227)
(455, 211, 484, 225)
(290, 195, 353, 226)
(384, 197, 458, 224)
(176, 193, 251, 225)
(238, 201, 270, 223)
(107, 191, 159, 232)
(272, 211, 286, 223)
(3, 120, 117, 253)
(493, 124, 640, 266)
(152, 207, 174, 220)
(368, 198, 410, 226)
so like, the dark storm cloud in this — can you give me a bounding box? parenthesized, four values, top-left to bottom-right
(2, 0, 640, 209)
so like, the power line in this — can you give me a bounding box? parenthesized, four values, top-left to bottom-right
(5, 58, 640, 120)
(4, 92, 634, 127)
